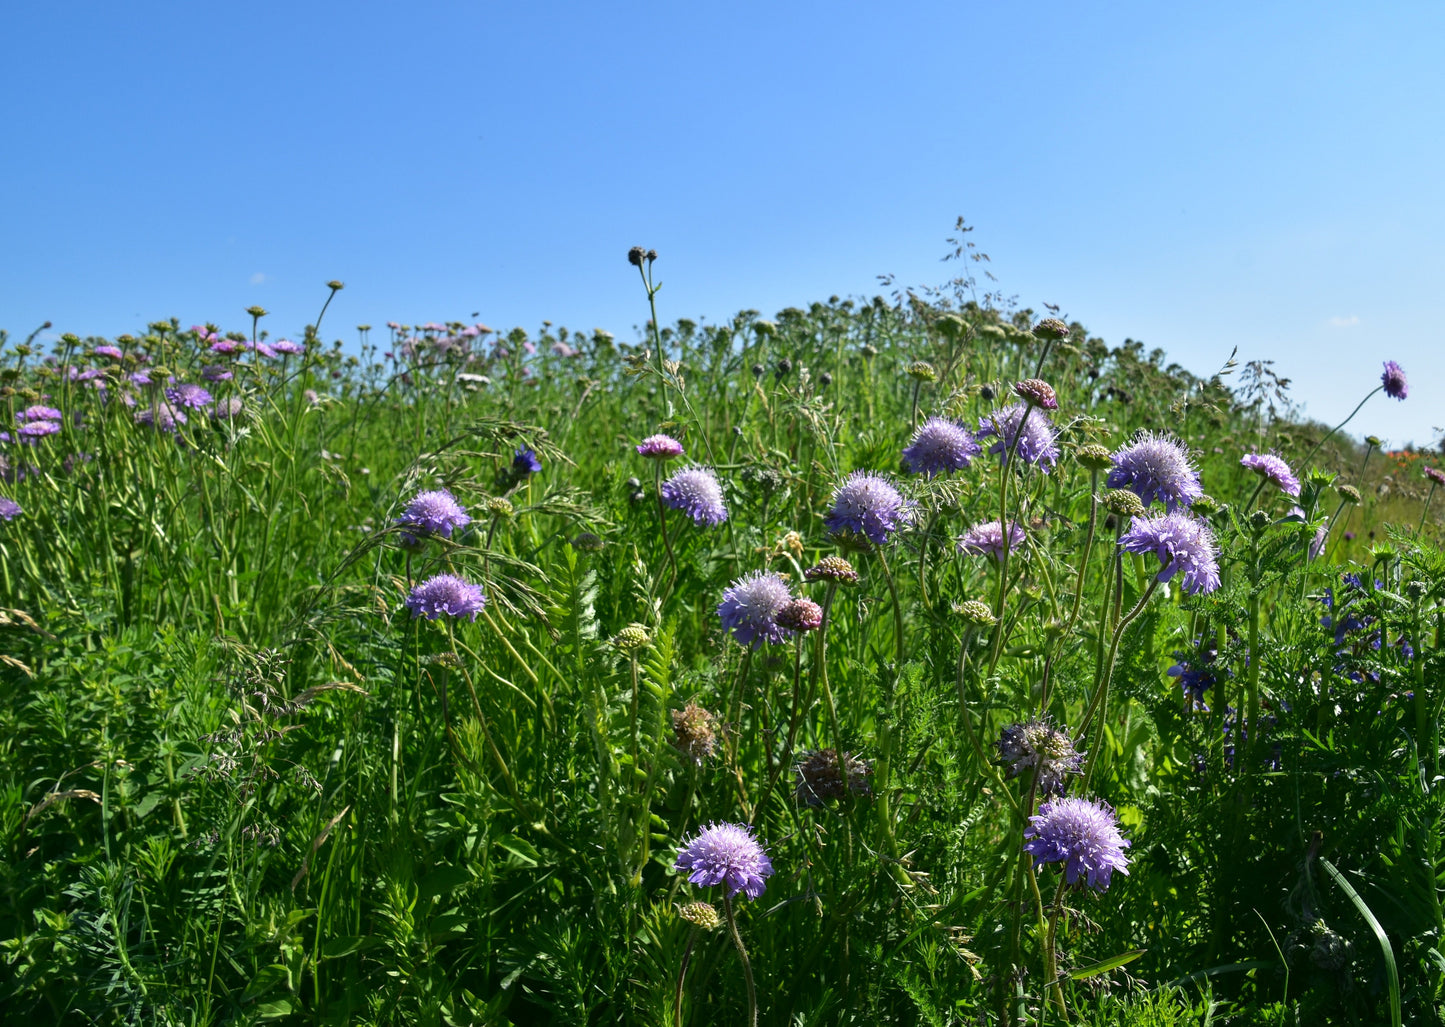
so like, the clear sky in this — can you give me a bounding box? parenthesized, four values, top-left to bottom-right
(4, 2, 1442, 447)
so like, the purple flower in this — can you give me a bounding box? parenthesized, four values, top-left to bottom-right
(201, 364, 233, 383)
(717, 571, 794, 647)
(825, 471, 910, 544)
(165, 383, 213, 410)
(977, 404, 1059, 472)
(1240, 453, 1300, 497)
(957, 520, 1026, 561)
(636, 433, 685, 460)
(997, 719, 1083, 797)
(1381, 360, 1408, 400)
(1106, 432, 1203, 511)
(210, 339, 243, 355)
(674, 822, 775, 900)
(1119, 510, 1221, 595)
(94, 345, 124, 360)
(513, 448, 541, 475)
(405, 573, 487, 621)
(902, 417, 981, 477)
(270, 339, 305, 355)
(134, 402, 187, 432)
(0, 497, 20, 521)
(128, 370, 154, 387)
(661, 466, 728, 526)
(211, 397, 245, 421)
(397, 488, 471, 540)
(18, 421, 60, 438)
(251, 341, 277, 359)
(20, 406, 63, 422)
(1023, 796, 1131, 891)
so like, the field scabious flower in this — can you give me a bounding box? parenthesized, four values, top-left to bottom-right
(675, 822, 774, 900)
(1119, 510, 1221, 594)
(825, 471, 910, 544)
(17, 421, 60, 438)
(901, 417, 980, 477)
(957, 520, 1026, 561)
(774, 598, 824, 632)
(270, 339, 305, 355)
(165, 383, 213, 410)
(398, 489, 471, 540)
(717, 571, 794, 647)
(1106, 432, 1202, 511)
(1241, 453, 1301, 497)
(1023, 796, 1131, 890)
(636, 433, 685, 460)
(20, 406, 62, 422)
(135, 403, 187, 432)
(997, 719, 1083, 797)
(0, 497, 20, 521)
(94, 345, 124, 360)
(661, 466, 728, 526)
(1381, 360, 1408, 400)
(405, 573, 487, 621)
(977, 404, 1059, 471)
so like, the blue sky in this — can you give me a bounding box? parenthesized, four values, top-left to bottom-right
(4, 2, 1442, 446)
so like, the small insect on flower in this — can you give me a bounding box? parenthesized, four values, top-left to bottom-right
(1106, 431, 1203, 511)
(1381, 360, 1408, 400)
(717, 571, 794, 648)
(1240, 453, 1301, 497)
(636, 433, 685, 460)
(1023, 796, 1131, 891)
(675, 822, 775, 900)
(825, 471, 911, 545)
(404, 573, 487, 621)
(902, 418, 981, 478)
(661, 466, 728, 526)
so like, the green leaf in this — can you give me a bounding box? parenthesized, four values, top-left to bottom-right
(1069, 948, 1146, 980)
(1320, 858, 1400, 1027)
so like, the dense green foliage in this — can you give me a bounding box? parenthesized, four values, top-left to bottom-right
(1, 267, 1442, 1025)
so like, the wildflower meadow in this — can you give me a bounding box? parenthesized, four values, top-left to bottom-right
(1, 253, 1442, 1025)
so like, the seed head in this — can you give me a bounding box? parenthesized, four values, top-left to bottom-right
(627, 246, 647, 267)
(775, 598, 824, 633)
(1337, 484, 1361, 503)
(794, 749, 873, 806)
(906, 360, 937, 382)
(804, 555, 859, 585)
(1075, 443, 1112, 471)
(614, 623, 652, 651)
(677, 902, 722, 931)
(1013, 378, 1058, 410)
(1102, 489, 1146, 518)
(571, 531, 605, 551)
(485, 496, 515, 519)
(671, 701, 720, 764)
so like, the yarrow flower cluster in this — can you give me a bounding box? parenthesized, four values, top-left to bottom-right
(825, 471, 911, 545)
(636, 433, 685, 460)
(397, 489, 471, 542)
(901, 418, 980, 477)
(1240, 453, 1301, 497)
(717, 571, 794, 648)
(1023, 796, 1131, 891)
(977, 404, 1059, 472)
(404, 573, 487, 621)
(996, 719, 1083, 797)
(1106, 432, 1202, 511)
(674, 822, 774, 900)
(957, 520, 1026, 561)
(1119, 510, 1222, 595)
(661, 466, 728, 526)
(1381, 360, 1408, 400)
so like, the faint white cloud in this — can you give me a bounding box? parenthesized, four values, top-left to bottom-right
(250, 272, 267, 285)
(1328, 315, 1360, 327)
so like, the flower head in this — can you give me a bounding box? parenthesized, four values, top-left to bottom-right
(775, 598, 824, 632)
(671, 702, 720, 765)
(398, 489, 471, 540)
(404, 573, 487, 621)
(1119, 510, 1221, 594)
(1105, 432, 1202, 511)
(0, 497, 20, 521)
(1240, 453, 1300, 497)
(134, 403, 187, 432)
(977, 404, 1059, 471)
(1381, 360, 1408, 400)
(270, 339, 305, 355)
(794, 749, 873, 806)
(717, 571, 794, 648)
(674, 822, 774, 900)
(94, 345, 124, 360)
(957, 520, 1026, 561)
(201, 364, 233, 383)
(902, 418, 981, 477)
(211, 397, 245, 422)
(662, 466, 728, 526)
(1425, 467, 1445, 488)
(825, 471, 911, 545)
(997, 719, 1083, 797)
(512, 448, 541, 475)
(165, 383, 213, 410)
(20, 406, 62, 422)
(17, 421, 60, 438)
(636, 433, 685, 460)
(804, 555, 859, 585)
(1013, 378, 1059, 410)
(1023, 796, 1131, 890)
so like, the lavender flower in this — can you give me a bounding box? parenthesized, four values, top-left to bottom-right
(1106, 432, 1203, 511)
(94, 345, 124, 360)
(201, 364, 234, 383)
(977, 404, 1059, 471)
(165, 383, 214, 410)
(1119, 510, 1221, 595)
(211, 397, 245, 421)
(397, 488, 471, 540)
(1023, 796, 1131, 890)
(0, 497, 20, 521)
(1240, 453, 1300, 497)
(513, 448, 542, 475)
(134, 403, 187, 432)
(636, 433, 685, 460)
(997, 719, 1083, 797)
(957, 520, 1026, 561)
(675, 822, 774, 900)
(717, 571, 794, 647)
(17, 421, 60, 438)
(270, 339, 305, 355)
(1381, 360, 1408, 400)
(661, 466, 728, 526)
(19, 406, 62, 422)
(405, 573, 487, 621)
(902, 417, 981, 477)
(824, 471, 910, 544)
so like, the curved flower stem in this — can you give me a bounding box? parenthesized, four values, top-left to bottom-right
(875, 548, 905, 666)
(1302, 384, 1383, 468)
(955, 627, 1021, 818)
(1028, 862, 1068, 1019)
(1044, 877, 1071, 1019)
(723, 893, 760, 1027)
(988, 405, 1034, 676)
(809, 582, 840, 749)
(654, 462, 679, 596)
(1080, 572, 1166, 790)
(1417, 481, 1438, 537)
